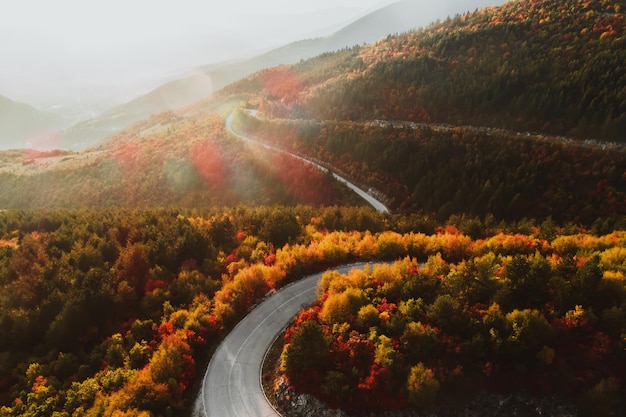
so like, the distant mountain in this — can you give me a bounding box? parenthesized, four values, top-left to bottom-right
(0, 95, 66, 150)
(60, 0, 503, 151)
(325, 0, 503, 47)
(56, 73, 212, 150)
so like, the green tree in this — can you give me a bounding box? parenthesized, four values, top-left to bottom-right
(427, 294, 473, 337)
(505, 309, 553, 360)
(406, 363, 439, 411)
(282, 320, 329, 381)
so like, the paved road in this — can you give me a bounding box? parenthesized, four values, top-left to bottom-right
(201, 263, 368, 417)
(225, 113, 389, 213)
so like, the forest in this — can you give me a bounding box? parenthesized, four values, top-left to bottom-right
(281, 242, 626, 415)
(224, 0, 626, 142)
(232, 107, 626, 227)
(0, 208, 623, 416)
(0, 0, 625, 416)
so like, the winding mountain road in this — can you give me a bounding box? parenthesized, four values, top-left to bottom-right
(196, 113, 386, 416)
(225, 112, 389, 213)
(200, 263, 369, 417)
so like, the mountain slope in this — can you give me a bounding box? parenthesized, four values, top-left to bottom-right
(223, 0, 626, 223)
(231, 0, 626, 142)
(0, 106, 362, 209)
(0, 95, 66, 150)
(1, 0, 624, 227)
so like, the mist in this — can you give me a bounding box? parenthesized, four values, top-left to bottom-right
(0, 0, 506, 120)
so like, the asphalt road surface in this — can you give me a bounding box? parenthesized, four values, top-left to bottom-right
(201, 263, 368, 417)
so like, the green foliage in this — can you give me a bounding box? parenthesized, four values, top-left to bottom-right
(406, 363, 440, 411)
(427, 294, 473, 338)
(505, 309, 554, 359)
(281, 320, 330, 382)
(300, 0, 626, 142)
(238, 109, 626, 223)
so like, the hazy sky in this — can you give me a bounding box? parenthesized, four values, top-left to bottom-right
(0, 0, 384, 106)
(0, 0, 506, 111)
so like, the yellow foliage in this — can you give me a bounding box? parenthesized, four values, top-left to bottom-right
(357, 304, 380, 328)
(600, 247, 626, 272)
(406, 363, 439, 410)
(320, 292, 352, 324)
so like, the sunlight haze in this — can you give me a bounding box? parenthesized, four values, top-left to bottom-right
(0, 0, 506, 115)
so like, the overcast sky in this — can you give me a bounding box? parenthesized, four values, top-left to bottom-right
(0, 0, 506, 110)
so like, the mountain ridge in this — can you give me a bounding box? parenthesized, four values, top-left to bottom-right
(0, 94, 66, 150)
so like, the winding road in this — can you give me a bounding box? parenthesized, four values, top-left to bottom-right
(196, 113, 388, 417)
(200, 263, 369, 417)
(225, 112, 389, 213)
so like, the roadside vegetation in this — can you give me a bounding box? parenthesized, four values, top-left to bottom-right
(281, 233, 626, 414)
(0, 208, 624, 416)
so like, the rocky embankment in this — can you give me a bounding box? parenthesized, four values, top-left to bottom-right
(272, 375, 578, 417)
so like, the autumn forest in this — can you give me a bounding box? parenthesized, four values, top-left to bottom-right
(1, 0, 625, 416)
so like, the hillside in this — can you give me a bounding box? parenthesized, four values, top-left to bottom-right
(227, 0, 626, 142)
(0, 108, 360, 209)
(197, 0, 506, 93)
(0, 95, 66, 150)
(0, 0, 624, 227)
(55, 74, 214, 150)
(223, 0, 626, 226)
(1, 0, 624, 228)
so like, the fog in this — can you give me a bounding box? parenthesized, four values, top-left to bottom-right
(0, 0, 506, 117)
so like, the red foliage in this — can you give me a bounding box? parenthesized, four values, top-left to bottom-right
(145, 279, 167, 293)
(261, 67, 306, 103)
(224, 251, 239, 265)
(191, 141, 227, 188)
(264, 253, 276, 266)
(376, 298, 397, 314)
(157, 321, 175, 338)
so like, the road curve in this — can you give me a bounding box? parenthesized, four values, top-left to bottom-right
(201, 263, 368, 417)
(225, 113, 389, 213)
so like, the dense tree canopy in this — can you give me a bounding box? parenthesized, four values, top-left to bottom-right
(1, 207, 623, 416)
(226, 0, 626, 142)
(281, 238, 626, 415)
